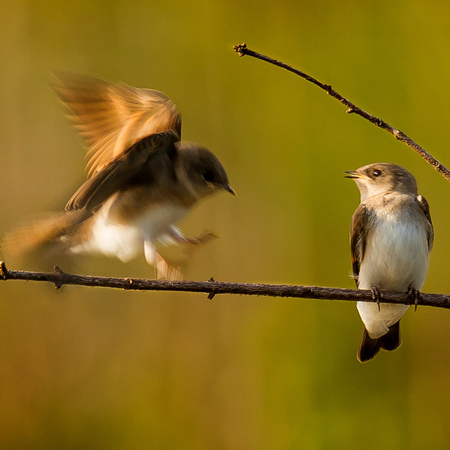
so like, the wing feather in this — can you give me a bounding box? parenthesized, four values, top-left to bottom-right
(52, 71, 182, 176)
(350, 203, 369, 286)
(65, 130, 179, 212)
(416, 194, 434, 251)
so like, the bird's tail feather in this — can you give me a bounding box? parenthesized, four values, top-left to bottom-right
(1, 211, 86, 267)
(380, 321, 402, 351)
(357, 321, 402, 363)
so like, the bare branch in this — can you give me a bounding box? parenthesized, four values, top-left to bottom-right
(1, 262, 450, 309)
(233, 43, 450, 183)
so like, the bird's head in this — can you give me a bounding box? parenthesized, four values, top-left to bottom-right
(177, 143, 235, 200)
(345, 163, 418, 201)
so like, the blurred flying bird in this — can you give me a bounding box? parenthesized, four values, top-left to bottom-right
(346, 163, 433, 362)
(3, 72, 234, 279)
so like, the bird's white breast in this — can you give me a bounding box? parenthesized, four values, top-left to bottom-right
(357, 205, 430, 338)
(358, 212, 429, 291)
(70, 197, 188, 262)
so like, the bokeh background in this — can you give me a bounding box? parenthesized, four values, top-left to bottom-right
(1, 1, 450, 448)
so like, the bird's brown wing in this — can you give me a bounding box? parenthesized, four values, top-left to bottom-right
(65, 130, 179, 212)
(52, 71, 182, 176)
(350, 203, 369, 286)
(416, 194, 434, 251)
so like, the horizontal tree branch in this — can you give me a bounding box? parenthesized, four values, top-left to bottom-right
(1, 262, 450, 309)
(233, 43, 450, 183)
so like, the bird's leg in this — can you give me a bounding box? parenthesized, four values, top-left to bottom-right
(371, 286, 382, 312)
(168, 226, 217, 246)
(144, 239, 183, 280)
(155, 253, 183, 280)
(187, 230, 217, 246)
(408, 286, 422, 312)
(165, 226, 188, 244)
(148, 228, 218, 280)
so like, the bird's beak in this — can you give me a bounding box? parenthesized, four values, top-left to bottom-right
(344, 170, 359, 179)
(223, 183, 236, 196)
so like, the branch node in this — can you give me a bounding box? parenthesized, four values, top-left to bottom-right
(393, 129, 404, 140)
(53, 265, 65, 289)
(0, 261, 7, 280)
(123, 278, 134, 289)
(233, 43, 248, 57)
(346, 107, 356, 114)
(207, 277, 216, 300)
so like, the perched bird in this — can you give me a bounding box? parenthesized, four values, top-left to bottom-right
(345, 163, 433, 362)
(3, 72, 234, 279)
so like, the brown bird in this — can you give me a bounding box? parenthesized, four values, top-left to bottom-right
(346, 163, 433, 362)
(3, 72, 234, 279)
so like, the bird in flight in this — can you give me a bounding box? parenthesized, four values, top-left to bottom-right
(3, 72, 234, 279)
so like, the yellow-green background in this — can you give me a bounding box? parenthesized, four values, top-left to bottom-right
(1, 1, 450, 448)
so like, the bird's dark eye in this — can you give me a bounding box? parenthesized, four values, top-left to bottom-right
(202, 170, 216, 183)
(372, 169, 382, 177)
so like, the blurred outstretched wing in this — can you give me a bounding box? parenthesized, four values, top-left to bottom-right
(52, 71, 182, 176)
(65, 130, 179, 212)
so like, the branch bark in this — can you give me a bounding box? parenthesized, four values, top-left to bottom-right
(233, 43, 450, 183)
(1, 262, 450, 309)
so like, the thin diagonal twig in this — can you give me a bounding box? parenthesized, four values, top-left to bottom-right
(233, 43, 450, 183)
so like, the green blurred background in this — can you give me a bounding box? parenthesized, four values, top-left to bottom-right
(1, 0, 450, 448)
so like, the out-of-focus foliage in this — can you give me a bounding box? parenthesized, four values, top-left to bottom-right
(1, 1, 450, 448)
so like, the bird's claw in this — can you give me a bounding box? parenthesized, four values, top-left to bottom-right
(371, 286, 382, 312)
(408, 287, 422, 312)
